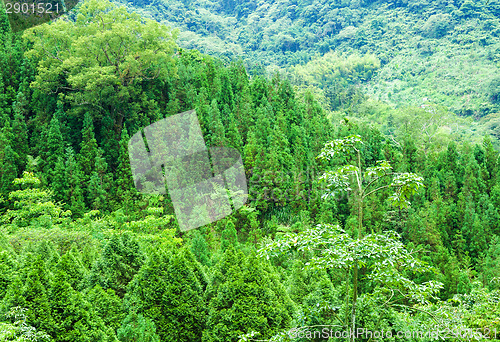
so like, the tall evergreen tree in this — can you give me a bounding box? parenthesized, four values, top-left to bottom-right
(115, 127, 134, 209)
(64, 148, 86, 218)
(42, 116, 65, 184)
(127, 248, 206, 342)
(204, 246, 293, 342)
(87, 149, 111, 211)
(88, 233, 144, 298)
(79, 112, 99, 181)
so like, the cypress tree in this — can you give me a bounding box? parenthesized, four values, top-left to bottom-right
(42, 116, 65, 184)
(50, 269, 109, 342)
(190, 230, 211, 266)
(79, 112, 98, 181)
(19, 256, 53, 335)
(55, 245, 86, 291)
(204, 246, 293, 342)
(117, 311, 160, 342)
(115, 127, 134, 208)
(11, 110, 28, 171)
(52, 156, 68, 204)
(87, 285, 124, 332)
(88, 149, 111, 211)
(0, 2, 11, 35)
(207, 99, 227, 147)
(64, 148, 86, 217)
(221, 220, 238, 251)
(126, 248, 206, 342)
(0, 144, 18, 196)
(88, 233, 144, 298)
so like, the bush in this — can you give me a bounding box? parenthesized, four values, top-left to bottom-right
(421, 13, 452, 38)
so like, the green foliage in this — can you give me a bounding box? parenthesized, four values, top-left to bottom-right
(204, 246, 293, 342)
(1, 172, 71, 228)
(87, 233, 144, 298)
(126, 247, 206, 341)
(0, 1, 499, 340)
(23, 0, 178, 127)
(117, 311, 160, 342)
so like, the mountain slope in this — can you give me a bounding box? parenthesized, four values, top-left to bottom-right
(112, 0, 500, 121)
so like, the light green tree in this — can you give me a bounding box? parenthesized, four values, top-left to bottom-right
(256, 135, 441, 342)
(1, 172, 71, 228)
(22, 0, 178, 127)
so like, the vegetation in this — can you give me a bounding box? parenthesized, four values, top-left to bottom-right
(0, 0, 499, 341)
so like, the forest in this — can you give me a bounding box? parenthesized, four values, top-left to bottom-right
(0, 0, 499, 341)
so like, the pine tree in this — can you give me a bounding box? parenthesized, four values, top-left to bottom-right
(88, 233, 144, 298)
(115, 127, 134, 209)
(88, 148, 111, 211)
(64, 148, 86, 217)
(127, 248, 206, 342)
(79, 112, 99, 182)
(221, 220, 238, 251)
(42, 116, 65, 184)
(117, 311, 160, 342)
(204, 246, 293, 342)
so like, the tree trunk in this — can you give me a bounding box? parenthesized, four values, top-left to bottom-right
(351, 263, 358, 342)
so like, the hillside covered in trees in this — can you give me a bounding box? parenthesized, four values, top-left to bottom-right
(0, 0, 499, 341)
(116, 0, 500, 137)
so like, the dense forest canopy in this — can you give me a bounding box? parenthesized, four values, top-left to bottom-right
(0, 0, 499, 341)
(114, 0, 500, 136)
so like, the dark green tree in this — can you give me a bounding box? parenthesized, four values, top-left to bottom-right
(126, 248, 206, 342)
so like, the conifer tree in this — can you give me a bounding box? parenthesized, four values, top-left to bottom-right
(11, 111, 28, 171)
(115, 127, 134, 208)
(204, 246, 293, 342)
(88, 233, 144, 298)
(207, 100, 227, 147)
(99, 114, 119, 170)
(79, 112, 98, 182)
(55, 246, 86, 291)
(42, 116, 65, 184)
(0, 144, 18, 196)
(86, 285, 124, 332)
(50, 269, 109, 342)
(483, 135, 498, 189)
(0, 2, 11, 35)
(15, 256, 53, 334)
(64, 148, 86, 218)
(117, 311, 160, 342)
(0, 250, 14, 300)
(88, 148, 111, 211)
(221, 220, 238, 251)
(127, 248, 206, 342)
(225, 107, 243, 151)
(190, 230, 211, 266)
(52, 157, 68, 204)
